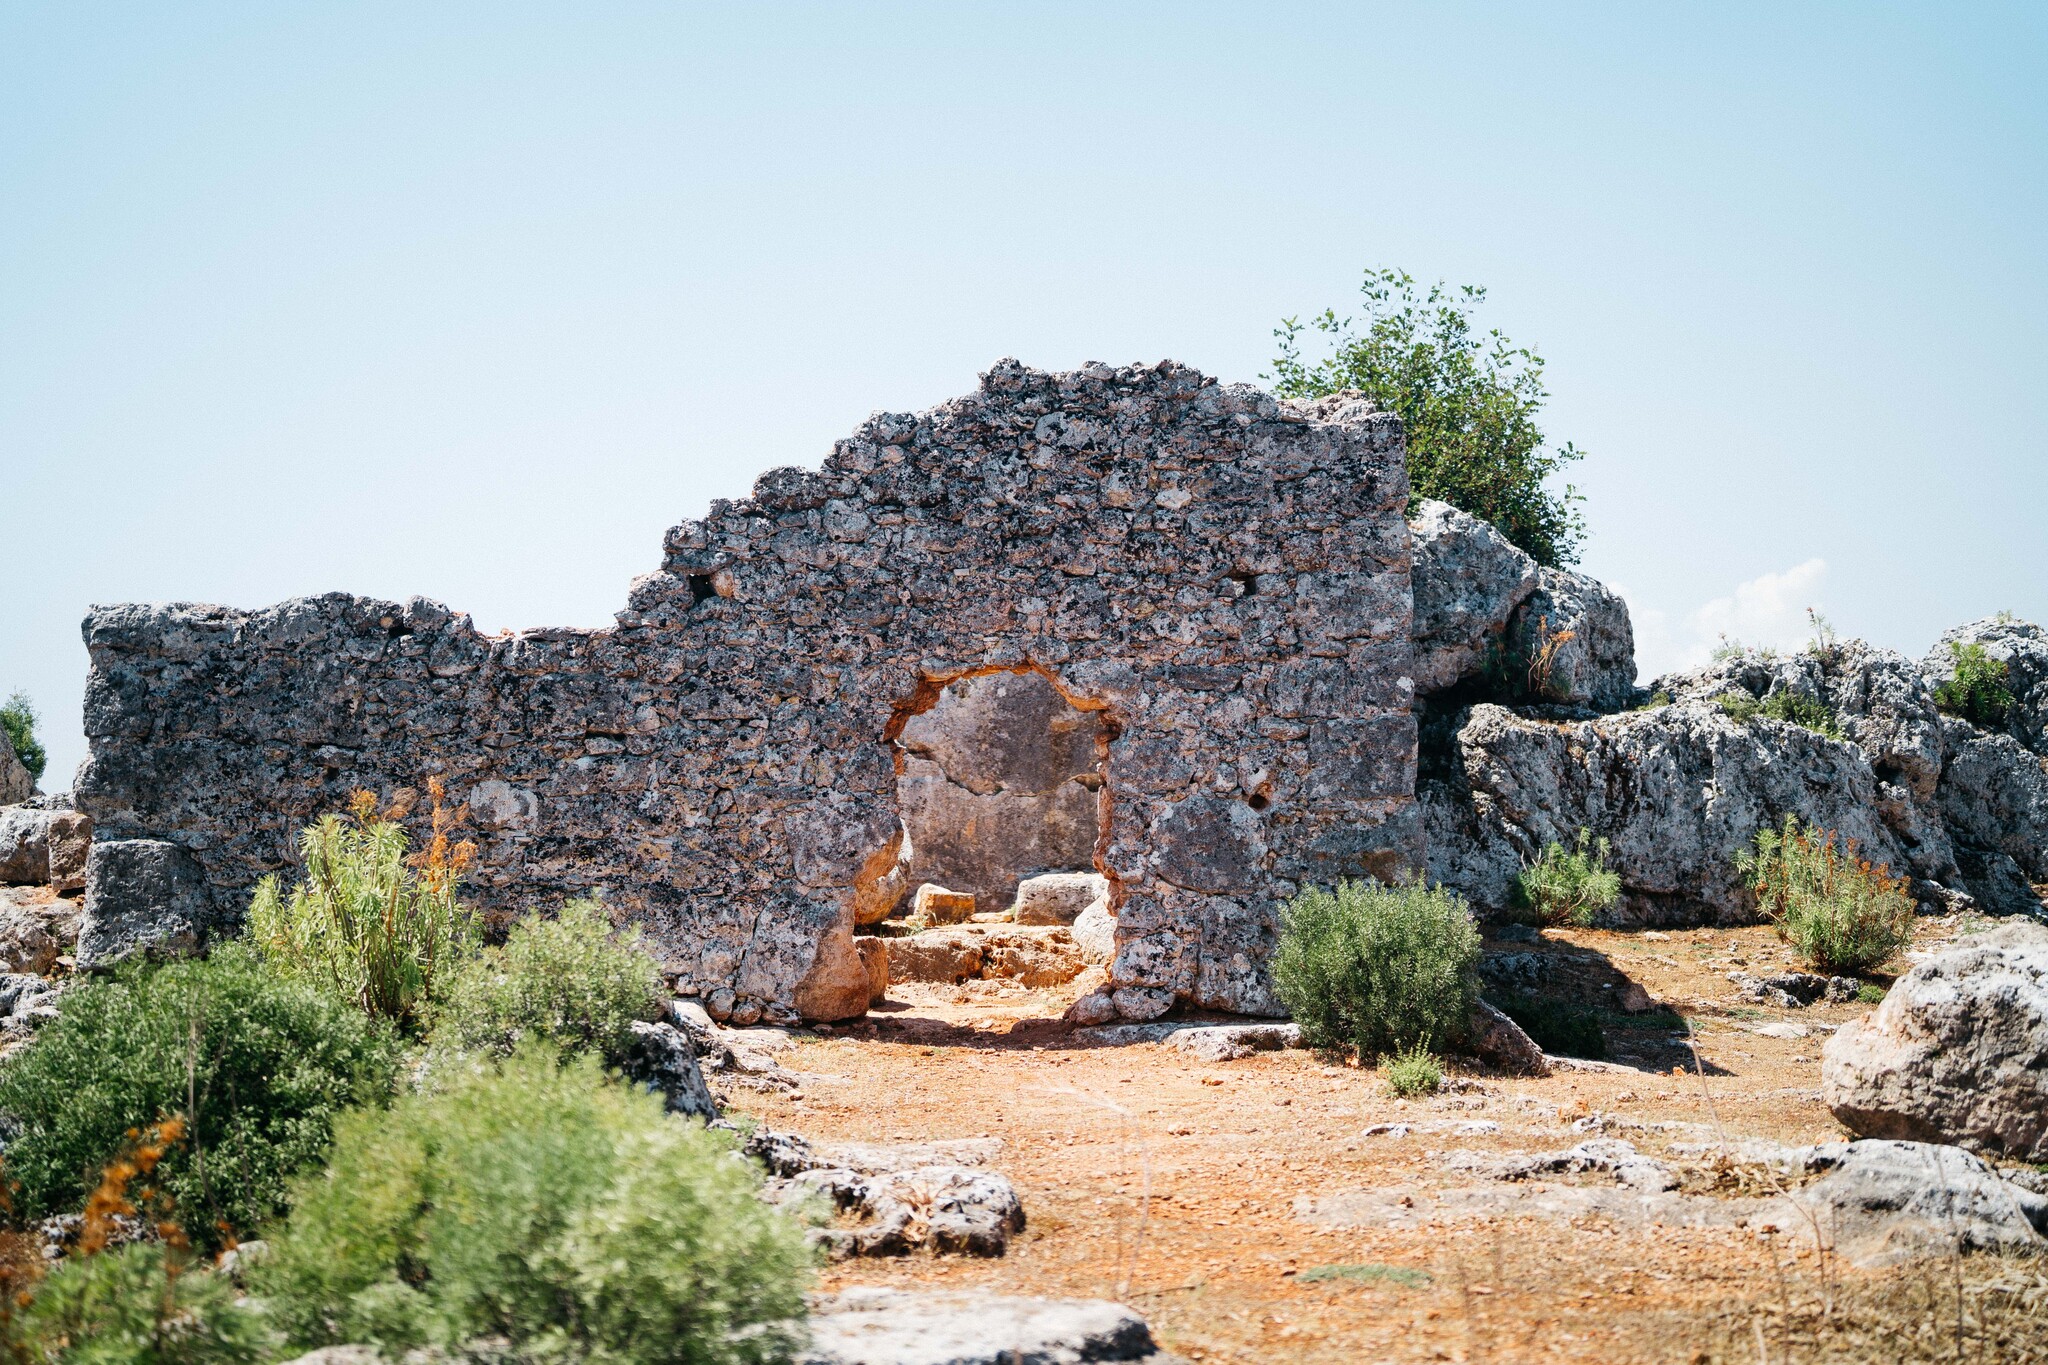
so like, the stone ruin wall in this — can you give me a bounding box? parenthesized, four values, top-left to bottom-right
(77, 360, 1420, 1023)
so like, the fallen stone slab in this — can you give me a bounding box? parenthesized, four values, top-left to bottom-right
(1729, 970, 1860, 1008)
(77, 839, 219, 968)
(751, 1128, 1027, 1260)
(1762, 1139, 2048, 1267)
(1163, 1022, 1302, 1062)
(1822, 921, 2048, 1161)
(800, 1287, 1173, 1365)
(1011, 871, 1109, 926)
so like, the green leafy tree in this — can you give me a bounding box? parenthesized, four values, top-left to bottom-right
(1270, 269, 1586, 566)
(1, 691, 46, 783)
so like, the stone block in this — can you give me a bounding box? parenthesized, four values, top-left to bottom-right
(78, 839, 217, 969)
(1011, 871, 1108, 925)
(913, 883, 977, 925)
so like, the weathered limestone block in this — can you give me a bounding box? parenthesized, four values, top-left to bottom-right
(1507, 567, 1636, 711)
(888, 929, 984, 984)
(1408, 499, 1538, 695)
(854, 936, 889, 1005)
(78, 839, 218, 968)
(1011, 871, 1109, 925)
(912, 883, 977, 925)
(0, 808, 53, 884)
(79, 361, 1419, 1021)
(1822, 922, 2048, 1162)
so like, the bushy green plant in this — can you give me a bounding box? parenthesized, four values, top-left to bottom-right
(1272, 880, 1480, 1063)
(8, 1243, 271, 1365)
(254, 1047, 811, 1365)
(431, 898, 665, 1066)
(248, 783, 478, 1032)
(1379, 1043, 1443, 1098)
(0, 691, 45, 783)
(1933, 642, 2013, 729)
(1269, 269, 1585, 567)
(1716, 689, 1843, 739)
(1856, 982, 1888, 1004)
(1513, 830, 1621, 927)
(1737, 816, 1916, 974)
(0, 944, 398, 1252)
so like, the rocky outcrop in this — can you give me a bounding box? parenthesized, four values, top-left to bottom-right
(1426, 625, 2048, 924)
(1425, 699, 1905, 924)
(1821, 922, 2048, 1161)
(751, 1129, 1026, 1260)
(77, 361, 1419, 1023)
(619, 1019, 718, 1121)
(1772, 1140, 2048, 1267)
(1406, 500, 1636, 710)
(1927, 617, 2048, 756)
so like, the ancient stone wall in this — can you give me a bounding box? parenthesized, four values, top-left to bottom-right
(78, 360, 1419, 1022)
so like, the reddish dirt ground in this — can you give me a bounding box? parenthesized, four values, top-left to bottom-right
(729, 917, 2046, 1364)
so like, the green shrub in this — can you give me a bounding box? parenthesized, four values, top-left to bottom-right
(0, 944, 398, 1252)
(1269, 269, 1585, 567)
(1716, 689, 1843, 739)
(1737, 816, 1916, 975)
(8, 1242, 271, 1365)
(248, 783, 478, 1033)
(1272, 880, 1480, 1063)
(1513, 830, 1622, 927)
(254, 1047, 811, 1365)
(0, 692, 45, 783)
(1493, 995, 1606, 1059)
(1856, 982, 1888, 1005)
(1933, 642, 2013, 729)
(430, 898, 665, 1066)
(1379, 1044, 1443, 1098)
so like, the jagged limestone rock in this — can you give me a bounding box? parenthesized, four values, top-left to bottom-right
(1408, 499, 1539, 696)
(1925, 616, 2048, 756)
(1822, 922, 2048, 1162)
(1507, 567, 1637, 711)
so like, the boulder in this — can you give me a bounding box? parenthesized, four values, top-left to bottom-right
(800, 1287, 1169, 1365)
(854, 936, 889, 1005)
(1011, 871, 1108, 925)
(1466, 999, 1550, 1076)
(1768, 1140, 2048, 1267)
(1507, 567, 1637, 711)
(1163, 1022, 1300, 1062)
(0, 909, 59, 975)
(912, 883, 977, 926)
(1408, 499, 1539, 696)
(1932, 722, 2048, 887)
(1821, 922, 2048, 1161)
(0, 807, 54, 884)
(620, 1019, 718, 1121)
(77, 839, 219, 968)
(1070, 899, 1117, 963)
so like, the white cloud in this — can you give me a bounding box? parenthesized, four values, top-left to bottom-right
(1620, 558, 1828, 680)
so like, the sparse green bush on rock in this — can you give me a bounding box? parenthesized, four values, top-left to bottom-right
(1737, 816, 1915, 975)
(0, 944, 398, 1253)
(1269, 269, 1586, 567)
(1716, 688, 1844, 740)
(255, 1047, 812, 1365)
(431, 897, 666, 1066)
(248, 782, 477, 1033)
(1932, 642, 2013, 729)
(1272, 879, 1480, 1063)
(1513, 829, 1621, 927)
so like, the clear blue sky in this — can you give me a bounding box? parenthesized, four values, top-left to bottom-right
(4, 3, 2044, 788)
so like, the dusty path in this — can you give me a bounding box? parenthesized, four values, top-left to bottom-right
(731, 919, 2043, 1363)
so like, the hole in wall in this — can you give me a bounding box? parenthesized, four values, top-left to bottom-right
(881, 665, 1119, 922)
(687, 574, 718, 605)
